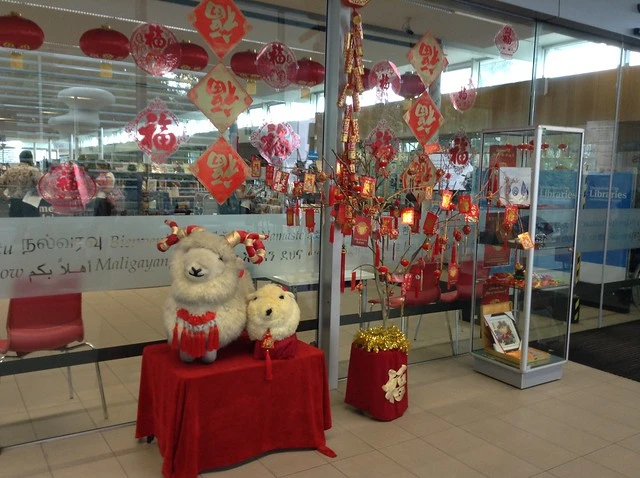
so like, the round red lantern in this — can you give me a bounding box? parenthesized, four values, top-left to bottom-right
(230, 50, 260, 95)
(391, 72, 425, 110)
(0, 12, 44, 69)
(177, 41, 208, 71)
(79, 25, 129, 78)
(295, 58, 324, 98)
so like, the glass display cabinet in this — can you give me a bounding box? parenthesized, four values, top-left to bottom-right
(470, 125, 584, 388)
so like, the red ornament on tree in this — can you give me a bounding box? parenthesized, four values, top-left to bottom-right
(177, 41, 209, 71)
(391, 72, 426, 110)
(38, 163, 97, 215)
(230, 49, 260, 95)
(450, 79, 477, 112)
(295, 58, 325, 98)
(79, 25, 130, 78)
(0, 12, 44, 69)
(130, 23, 180, 76)
(256, 41, 298, 90)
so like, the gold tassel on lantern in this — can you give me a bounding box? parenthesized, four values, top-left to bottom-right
(100, 62, 112, 79)
(10, 52, 23, 69)
(300, 86, 311, 99)
(246, 79, 257, 95)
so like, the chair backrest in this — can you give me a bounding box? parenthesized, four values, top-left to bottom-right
(6, 293, 84, 354)
(404, 261, 441, 306)
(456, 260, 489, 300)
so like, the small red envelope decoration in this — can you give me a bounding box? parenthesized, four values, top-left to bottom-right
(457, 195, 472, 214)
(422, 211, 439, 235)
(518, 231, 534, 250)
(250, 155, 261, 177)
(407, 33, 446, 88)
(188, 0, 251, 60)
(265, 164, 275, 187)
(504, 204, 519, 225)
(190, 137, 249, 204)
(360, 176, 376, 198)
(351, 215, 371, 247)
(272, 170, 290, 193)
(188, 62, 253, 133)
(303, 173, 316, 193)
(403, 92, 445, 147)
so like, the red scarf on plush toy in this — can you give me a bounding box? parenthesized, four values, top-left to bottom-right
(172, 309, 219, 358)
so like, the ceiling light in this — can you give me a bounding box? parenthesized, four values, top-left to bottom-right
(455, 10, 509, 26)
(401, 0, 454, 15)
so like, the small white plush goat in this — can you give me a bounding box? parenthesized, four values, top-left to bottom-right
(158, 220, 267, 363)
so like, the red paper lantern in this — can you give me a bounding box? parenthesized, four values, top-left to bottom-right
(79, 25, 129, 78)
(391, 72, 426, 110)
(0, 12, 44, 69)
(177, 41, 208, 71)
(230, 49, 260, 95)
(295, 58, 325, 98)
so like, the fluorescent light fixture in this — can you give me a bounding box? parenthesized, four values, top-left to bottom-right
(455, 10, 509, 26)
(401, 0, 454, 15)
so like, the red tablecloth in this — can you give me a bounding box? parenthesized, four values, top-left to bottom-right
(135, 338, 332, 478)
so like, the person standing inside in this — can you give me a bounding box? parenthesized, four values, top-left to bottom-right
(0, 150, 42, 217)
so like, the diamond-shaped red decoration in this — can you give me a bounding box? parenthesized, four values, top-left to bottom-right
(190, 137, 249, 204)
(407, 33, 446, 88)
(188, 62, 252, 133)
(188, 0, 251, 60)
(403, 92, 445, 147)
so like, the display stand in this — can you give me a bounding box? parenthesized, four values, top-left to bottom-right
(136, 338, 334, 478)
(471, 125, 584, 389)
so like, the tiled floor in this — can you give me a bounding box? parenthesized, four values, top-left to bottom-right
(2, 356, 640, 477)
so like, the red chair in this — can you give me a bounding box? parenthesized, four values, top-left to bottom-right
(0, 293, 108, 419)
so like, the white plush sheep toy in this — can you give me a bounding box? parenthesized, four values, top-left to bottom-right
(158, 220, 268, 363)
(247, 284, 300, 378)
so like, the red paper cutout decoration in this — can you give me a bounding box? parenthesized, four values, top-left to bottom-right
(250, 122, 300, 166)
(79, 25, 130, 78)
(125, 98, 188, 164)
(190, 137, 249, 204)
(187, 62, 253, 133)
(188, 0, 252, 60)
(130, 23, 180, 76)
(449, 130, 470, 166)
(407, 33, 445, 88)
(38, 163, 97, 215)
(230, 49, 260, 95)
(450, 79, 477, 112)
(368, 61, 399, 103)
(256, 42, 298, 90)
(495, 24, 519, 58)
(365, 119, 399, 162)
(401, 152, 436, 204)
(272, 170, 290, 193)
(177, 41, 209, 71)
(403, 92, 445, 147)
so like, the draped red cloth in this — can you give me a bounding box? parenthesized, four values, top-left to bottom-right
(136, 337, 333, 478)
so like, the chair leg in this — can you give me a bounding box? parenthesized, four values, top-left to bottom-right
(85, 343, 108, 420)
(444, 312, 455, 356)
(413, 315, 423, 341)
(63, 350, 73, 399)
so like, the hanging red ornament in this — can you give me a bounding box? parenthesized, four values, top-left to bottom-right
(265, 164, 275, 187)
(462, 224, 472, 235)
(403, 92, 445, 147)
(188, 0, 251, 60)
(305, 208, 316, 233)
(250, 155, 262, 177)
(368, 60, 400, 103)
(250, 122, 301, 166)
(0, 12, 44, 69)
(79, 25, 130, 78)
(286, 207, 295, 227)
(125, 98, 189, 164)
(130, 23, 180, 76)
(230, 50, 261, 95)
(449, 130, 471, 166)
(38, 163, 97, 215)
(450, 79, 477, 113)
(400, 208, 415, 225)
(351, 216, 371, 247)
(272, 170, 290, 193)
(190, 137, 249, 204)
(457, 195, 472, 214)
(365, 119, 399, 162)
(422, 212, 438, 235)
(256, 41, 298, 89)
(407, 32, 445, 88)
(495, 24, 519, 59)
(401, 152, 436, 204)
(295, 58, 325, 98)
(440, 190, 453, 210)
(448, 242, 459, 289)
(504, 205, 519, 226)
(177, 41, 209, 71)
(391, 72, 426, 110)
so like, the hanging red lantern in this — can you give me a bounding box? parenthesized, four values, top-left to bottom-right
(0, 12, 44, 69)
(295, 58, 325, 98)
(230, 49, 261, 95)
(79, 25, 129, 78)
(391, 72, 426, 110)
(177, 41, 208, 71)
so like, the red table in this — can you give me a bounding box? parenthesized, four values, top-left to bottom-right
(136, 338, 333, 478)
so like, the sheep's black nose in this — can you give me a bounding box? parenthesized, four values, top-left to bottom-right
(266, 308, 272, 316)
(190, 267, 203, 277)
